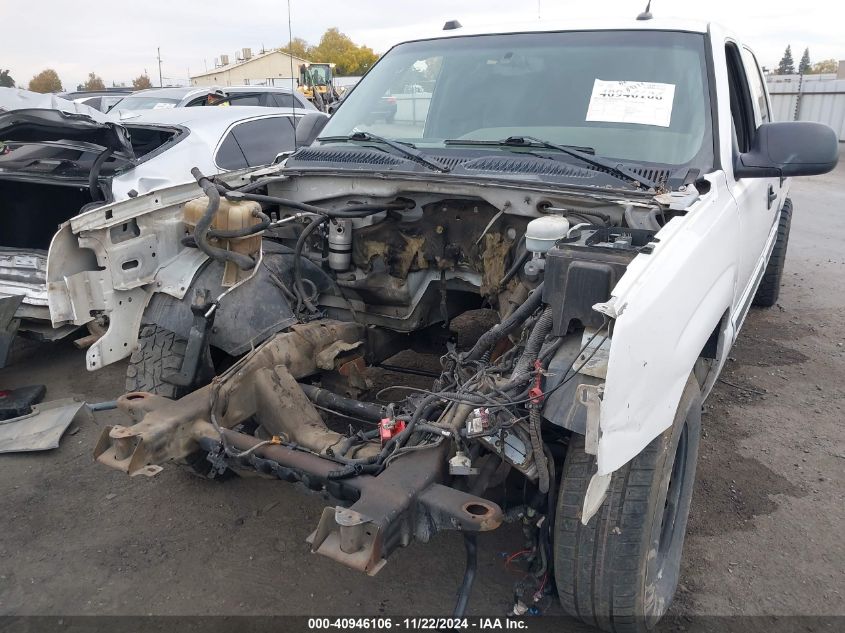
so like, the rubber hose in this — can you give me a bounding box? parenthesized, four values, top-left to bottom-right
(329, 453, 379, 466)
(498, 307, 555, 393)
(300, 383, 386, 421)
(191, 168, 256, 270)
(452, 534, 478, 618)
(88, 148, 112, 202)
(326, 462, 382, 480)
(206, 209, 271, 239)
(498, 236, 529, 288)
(543, 442, 557, 543)
(567, 209, 612, 224)
(293, 215, 329, 312)
(336, 429, 380, 459)
(220, 189, 412, 218)
(465, 282, 545, 361)
(513, 307, 554, 380)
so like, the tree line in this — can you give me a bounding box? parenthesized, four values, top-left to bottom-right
(0, 69, 154, 93)
(775, 46, 838, 75)
(280, 27, 379, 76)
(1, 26, 378, 92)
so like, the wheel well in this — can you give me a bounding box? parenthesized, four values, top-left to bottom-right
(694, 309, 732, 395)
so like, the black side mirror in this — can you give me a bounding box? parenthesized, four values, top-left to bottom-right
(735, 121, 838, 178)
(295, 112, 329, 147)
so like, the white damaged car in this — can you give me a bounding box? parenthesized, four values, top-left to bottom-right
(0, 88, 321, 359)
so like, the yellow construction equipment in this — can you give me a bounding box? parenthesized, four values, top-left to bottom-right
(297, 62, 339, 111)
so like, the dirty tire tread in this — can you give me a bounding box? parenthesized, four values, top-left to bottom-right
(556, 435, 653, 632)
(753, 198, 792, 308)
(125, 324, 187, 399)
(554, 378, 701, 633)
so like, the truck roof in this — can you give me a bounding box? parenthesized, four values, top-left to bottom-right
(412, 17, 712, 42)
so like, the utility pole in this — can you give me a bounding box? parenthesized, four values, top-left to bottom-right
(157, 47, 163, 87)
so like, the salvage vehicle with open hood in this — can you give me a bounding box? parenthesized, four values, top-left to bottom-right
(45, 17, 837, 630)
(0, 91, 318, 362)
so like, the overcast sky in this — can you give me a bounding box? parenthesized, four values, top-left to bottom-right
(1, 0, 841, 90)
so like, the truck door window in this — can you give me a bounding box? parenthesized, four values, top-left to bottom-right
(725, 42, 756, 152)
(741, 48, 771, 125)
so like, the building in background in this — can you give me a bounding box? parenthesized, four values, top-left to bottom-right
(191, 48, 310, 88)
(766, 62, 845, 141)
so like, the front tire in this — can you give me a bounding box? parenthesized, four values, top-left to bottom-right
(125, 324, 232, 480)
(554, 376, 702, 632)
(125, 324, 189, 399)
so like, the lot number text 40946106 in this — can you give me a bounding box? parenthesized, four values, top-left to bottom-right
(307, 617, 529, 630)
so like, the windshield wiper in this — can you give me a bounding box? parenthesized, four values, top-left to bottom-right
(445, 137, 596, 154)
(445, 136, 657, 190)
(317, 131, 451, 173)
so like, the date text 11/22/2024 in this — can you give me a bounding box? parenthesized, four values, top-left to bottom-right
(307, 617, 529, 629)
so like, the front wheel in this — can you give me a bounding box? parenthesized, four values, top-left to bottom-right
(554, 376, 702, 632)
(125, 324, 189, 399)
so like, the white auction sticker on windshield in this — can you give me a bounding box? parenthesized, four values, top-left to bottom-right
(586, 80, 676, 127)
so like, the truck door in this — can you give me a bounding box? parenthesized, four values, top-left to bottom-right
(724, 41, 781, 329)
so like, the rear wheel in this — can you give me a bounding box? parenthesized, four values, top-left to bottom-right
(752, 198, 792, 307)
(554, 376, 701, 632)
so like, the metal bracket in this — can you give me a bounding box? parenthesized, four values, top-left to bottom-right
(164, 288, 216, 388)
(578, 383, 604, 455)
(307, 507, 387, 576)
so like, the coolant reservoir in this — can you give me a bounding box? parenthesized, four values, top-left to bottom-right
(183, 195, 263, 286)
(525, 215, 570, 254)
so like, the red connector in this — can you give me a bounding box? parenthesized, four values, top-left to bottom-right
(528, 359, 544, 406)
(379, 417, 407, 444)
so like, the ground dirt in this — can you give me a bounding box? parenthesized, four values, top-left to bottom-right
(0, 163, 843, 625)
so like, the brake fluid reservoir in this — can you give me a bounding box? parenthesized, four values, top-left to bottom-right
(525, 215, 570, 254)
(328, 219, 352, 271)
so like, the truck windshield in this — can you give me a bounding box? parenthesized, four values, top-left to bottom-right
(321, 30, 713, 168)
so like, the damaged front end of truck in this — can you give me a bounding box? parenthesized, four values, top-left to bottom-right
(52, 155, 709, 614)
(45, 25, 745, 624)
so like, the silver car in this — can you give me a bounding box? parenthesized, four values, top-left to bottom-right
(110, 85, 316, 114)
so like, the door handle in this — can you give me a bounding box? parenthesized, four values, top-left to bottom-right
(767, 184, 777, 209)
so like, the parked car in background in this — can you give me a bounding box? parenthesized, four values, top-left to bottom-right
(0, 97, 322, 363)
(364, 93, 397, 123)
(59, 88, 133, 112)
(109, 85, 316, 115)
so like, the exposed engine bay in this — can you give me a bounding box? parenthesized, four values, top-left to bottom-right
(86, 166, 697, 614)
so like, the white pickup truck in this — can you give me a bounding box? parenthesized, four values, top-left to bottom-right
(45, 17, 837, 631)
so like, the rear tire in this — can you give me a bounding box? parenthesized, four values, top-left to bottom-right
(752, 198, 792, 308)
(554, 376, 702, 632)
(125, 324, 189, 399)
